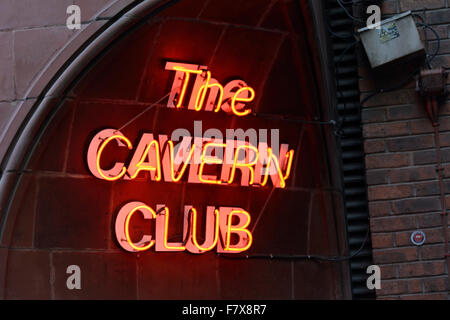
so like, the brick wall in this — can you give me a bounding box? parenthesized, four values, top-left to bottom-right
(361, 0, 450, 300)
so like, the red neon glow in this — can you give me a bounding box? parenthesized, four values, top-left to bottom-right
(225, 210, 253, 252)
(96, 134, 133, 181)
(190, 208, 220, 252)
(125, 205, 156, 252)
(227, 144, 259, 185)
(88, 130, 295, 189)
(127, 136, 162, 181)
(194, 71, 225, 112)
(172, 66, 203, 108)
(260, 148, 294, 189)
(167, 140, 196, 182)
(166, 62, 254, 116)
(115, 201, 156, 253)
(231, 87, 255, 117)
(199, 142, 226, 185)
(283, 150, 295, 180)
(162, 207, 186, 251)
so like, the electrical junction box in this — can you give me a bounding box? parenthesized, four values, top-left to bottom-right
(358, 11, 425, 68)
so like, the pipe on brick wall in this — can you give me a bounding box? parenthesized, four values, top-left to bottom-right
(426, 96, 450, 284)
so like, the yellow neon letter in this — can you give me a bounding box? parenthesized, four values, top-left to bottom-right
(162, 207, 186, 251)
(190, 208, 220, 252)
(227, 144, 259, 185)
(261, 148, 294, 189)
(128, 138, 162, 181)
(172, 66, 203, 108)
(225, 210, 253, 252)
(231, 87, 255, 117)
(199, 142, 226, 185)
(96, 135, 132, 181)
(125, 205, 156, 252)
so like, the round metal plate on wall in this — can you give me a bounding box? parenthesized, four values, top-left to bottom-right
(411, 231, 426, 246)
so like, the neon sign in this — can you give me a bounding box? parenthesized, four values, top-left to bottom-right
(165, 62, 255, 116)
(86, 62, 296, 254)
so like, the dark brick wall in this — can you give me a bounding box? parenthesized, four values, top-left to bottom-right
(0, 0, 350, 299)
(362, 0, 450, 300)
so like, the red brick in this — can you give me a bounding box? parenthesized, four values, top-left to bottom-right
(386, 135, 434, 152)
(373, 247, 418, 263)
(364, 140, 385, 154)
(380, 265, 397, 280)
(420, 245, 446, 260)
(398, 261, 446, 277)
(400, 0, 445, 11)
(361, 108, 386, 123)
(387, 105, 426, 121)
(426, 9, 450, 25)
(368, 184, 413, 201)
(371, 216, 416, 233)
(392, 197, 441, 214)
(377, 279, 422, 296)
(415, 181, 440, 197)
(363, 122, 409, 138)
(389, 166, 437, 183)
(429, 39, 450, 55)
(417, 213, 444, 228)
(359, 78, 377, 93)
(366, 154, 409, 169)
(366, 169, 389, 185)
(372, 233, 393, 249)
(401, 292, 448, 300)
(369, 201, 392, 217)
(410, 118, 450, 134)
(5, 250, 51, 299)
(423, 277, 448, 292)
(362, 89, 421, 108)
(381, 0, 399, 14)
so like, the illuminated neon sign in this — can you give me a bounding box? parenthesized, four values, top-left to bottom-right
(165, 62, 255, 116)
(86, 62, 296, 254)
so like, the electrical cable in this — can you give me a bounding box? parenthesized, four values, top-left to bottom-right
(336, 0, 364, 24)
(412, 13, 441, 68)
(218, 225, 371, 262)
